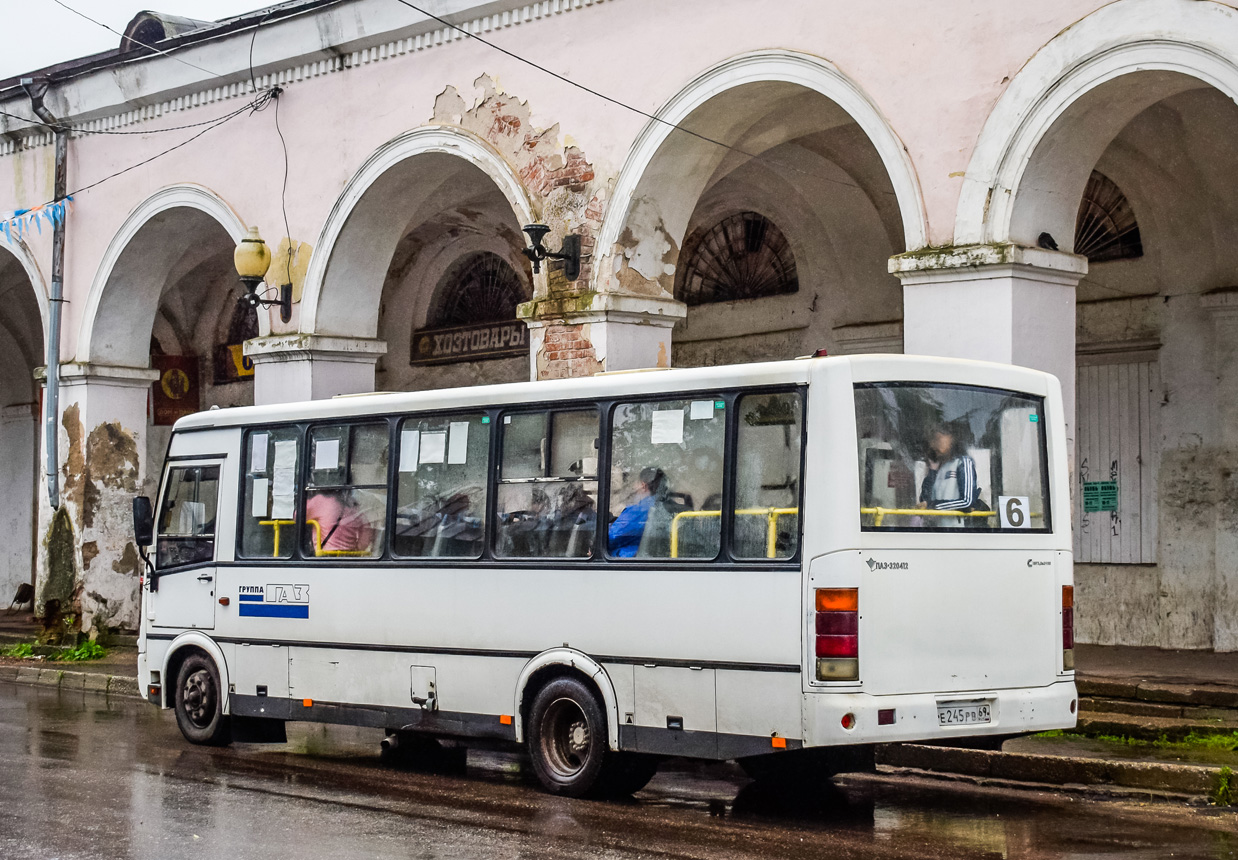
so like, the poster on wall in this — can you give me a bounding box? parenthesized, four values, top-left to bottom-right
(152, 355, 201, 426)
(213, 343, 255, 383)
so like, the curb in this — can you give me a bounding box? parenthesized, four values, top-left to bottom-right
(877, 743, 1224, 799)
(0, 664, 140, 698)
(1078, 677, 1238, 710)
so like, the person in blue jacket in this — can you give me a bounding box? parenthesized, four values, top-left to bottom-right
(608, 467, 666, 557)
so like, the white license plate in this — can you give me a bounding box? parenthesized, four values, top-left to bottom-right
(937, 701, 992, 726)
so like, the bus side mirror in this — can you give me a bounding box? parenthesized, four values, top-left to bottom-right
(133, 496, 154, 547)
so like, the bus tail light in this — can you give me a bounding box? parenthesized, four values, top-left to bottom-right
(816, 588, 858, 681)
(1062, 585, 1074, 670)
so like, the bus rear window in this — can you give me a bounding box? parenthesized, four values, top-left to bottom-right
(855, 383, 1051, 532)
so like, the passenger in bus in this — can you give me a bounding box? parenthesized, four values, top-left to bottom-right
(608, 467, 666, 558)
(916, 426, 979, 522)
(305, 489, 375, 554)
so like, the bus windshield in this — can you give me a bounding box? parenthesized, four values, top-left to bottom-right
(855, 382, 1051, 532)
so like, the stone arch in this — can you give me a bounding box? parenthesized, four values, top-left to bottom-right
(78, 184, 250, 365)
(300, 125, 537, 340)
(956, 0, 1238, 247)
(596, 48, 929, 295)
(0, 238, 48, 609)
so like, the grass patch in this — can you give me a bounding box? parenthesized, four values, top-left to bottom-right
(1034, 729, 1238, 752)
(0, 640, 108, 662)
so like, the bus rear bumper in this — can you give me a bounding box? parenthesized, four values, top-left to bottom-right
(802, 679, 1077, 747)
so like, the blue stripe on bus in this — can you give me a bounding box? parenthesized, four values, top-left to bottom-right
(239, 604, 309, 619)
(238, 594, 263, 602)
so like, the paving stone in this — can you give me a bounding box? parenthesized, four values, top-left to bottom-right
(109, 676, 139, 697)
(83, 673, 110, 692)
(37, 669, 63, 687)
(0, 666, 17, 683)
(59, 671, 87, 691)
(14, 666, 40, 685)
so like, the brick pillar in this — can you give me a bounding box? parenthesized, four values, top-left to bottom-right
(519, 294, 685, 380)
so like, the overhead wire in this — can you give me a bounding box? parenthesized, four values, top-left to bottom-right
(389, 0, 888, 196)
(0, 96, 273, 136)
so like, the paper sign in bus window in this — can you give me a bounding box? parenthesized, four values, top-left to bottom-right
(250, 433, 268, 472)
(314, 439, 340, 471)
(420, 431, 447, 464)
(690, 400, 714, 420)
(399, 430, 420, 473)
(998, 496, 1031, 529)
(448, 422, 470, 464)
(651, 410, 684, 444)
(251, 478, 270, 518)
(271, 440, 297, 520)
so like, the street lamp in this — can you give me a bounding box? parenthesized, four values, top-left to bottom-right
(234, 226, 292, 322)
(521, 223, 582, 282)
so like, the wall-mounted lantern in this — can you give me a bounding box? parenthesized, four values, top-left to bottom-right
(521, 223, 582, 282)
(234, 226, 291, 322)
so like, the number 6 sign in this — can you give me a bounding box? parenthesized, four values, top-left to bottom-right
(998, 496, 1030, 529)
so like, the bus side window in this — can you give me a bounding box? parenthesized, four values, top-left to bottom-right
(156, 465, 220, 569)
(302, 422, 389, 559)
(494, 409, 598, 559)
(240, 427, 300, 559)
(733, 392, 802, 559)
(607, 397, 725, 560)
(393, 412, 489, 559)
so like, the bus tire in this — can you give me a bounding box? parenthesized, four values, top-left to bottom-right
(527, 676, 612, 797)
(174, 653, 231, 746)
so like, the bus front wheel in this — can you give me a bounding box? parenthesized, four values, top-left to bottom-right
(174, 653, 231, 746)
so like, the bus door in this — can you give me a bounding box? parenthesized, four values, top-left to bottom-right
(150, 461, 222, 631)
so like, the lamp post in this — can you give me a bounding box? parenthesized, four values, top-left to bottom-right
(234, 226, 292, 322)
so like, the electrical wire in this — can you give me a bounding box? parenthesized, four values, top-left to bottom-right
(16, 88, 277, 207)
(50, 0, 224, 80)
(273, 87, 295, 290)
(0, 94, 271, 136)
(389, 0, 884, 196)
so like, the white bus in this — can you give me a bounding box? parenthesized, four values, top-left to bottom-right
(134, 354, 1077, 796)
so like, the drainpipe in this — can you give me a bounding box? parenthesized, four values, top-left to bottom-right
(21, 78, 65, 510)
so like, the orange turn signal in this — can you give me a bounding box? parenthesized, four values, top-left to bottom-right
(499, 714, 513, 725)
(303, 698, 313, 708)
(771, 736, 787, 749)
(817, 588, 858, 612)
(1062, 585, 1074, 609)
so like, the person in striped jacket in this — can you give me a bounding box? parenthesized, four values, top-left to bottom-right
(917, 426, 978, 526)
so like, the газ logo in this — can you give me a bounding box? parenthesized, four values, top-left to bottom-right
(238, 584, 311, 618)
(865, 558, 909, 571)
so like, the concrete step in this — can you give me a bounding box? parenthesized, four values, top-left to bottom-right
(1081, 695, 1238, 723)
(877, 743, 1226, 800)
(1076, 710, 1238, 742)
(1078, 677, 1238, 709)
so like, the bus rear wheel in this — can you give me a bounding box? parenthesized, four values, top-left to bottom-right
(527, 676, 657, 797)
(174, 653, 231, 746)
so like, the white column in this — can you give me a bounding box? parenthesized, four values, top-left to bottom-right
(891, 244, 1086, 441)
(519, 294, 685, 380)
(1202, 288, 1238, 650)
(35, 363, 159, 633)
(245, 335, 387, 405)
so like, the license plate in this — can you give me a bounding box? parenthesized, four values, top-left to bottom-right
(937, 701, 992, 726)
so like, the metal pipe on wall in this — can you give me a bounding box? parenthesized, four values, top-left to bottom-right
(21, 77, 65, 510)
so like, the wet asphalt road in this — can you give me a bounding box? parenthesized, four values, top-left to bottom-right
(2, 683, 1236, 860)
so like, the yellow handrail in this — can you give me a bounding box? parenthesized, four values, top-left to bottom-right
(306, 518, 371, 557)
(859, 507, 1042, 527)
(669, 507, 799, 559)
(258, 519, 294, 556)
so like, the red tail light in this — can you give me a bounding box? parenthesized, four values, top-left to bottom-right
(1062, 585, 1075, 670)
(816, 588, 858, 680)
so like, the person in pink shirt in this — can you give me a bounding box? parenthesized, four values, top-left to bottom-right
(305, 490, 375, 554)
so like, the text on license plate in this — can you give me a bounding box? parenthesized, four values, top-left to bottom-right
(937, 702, 992, 726)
